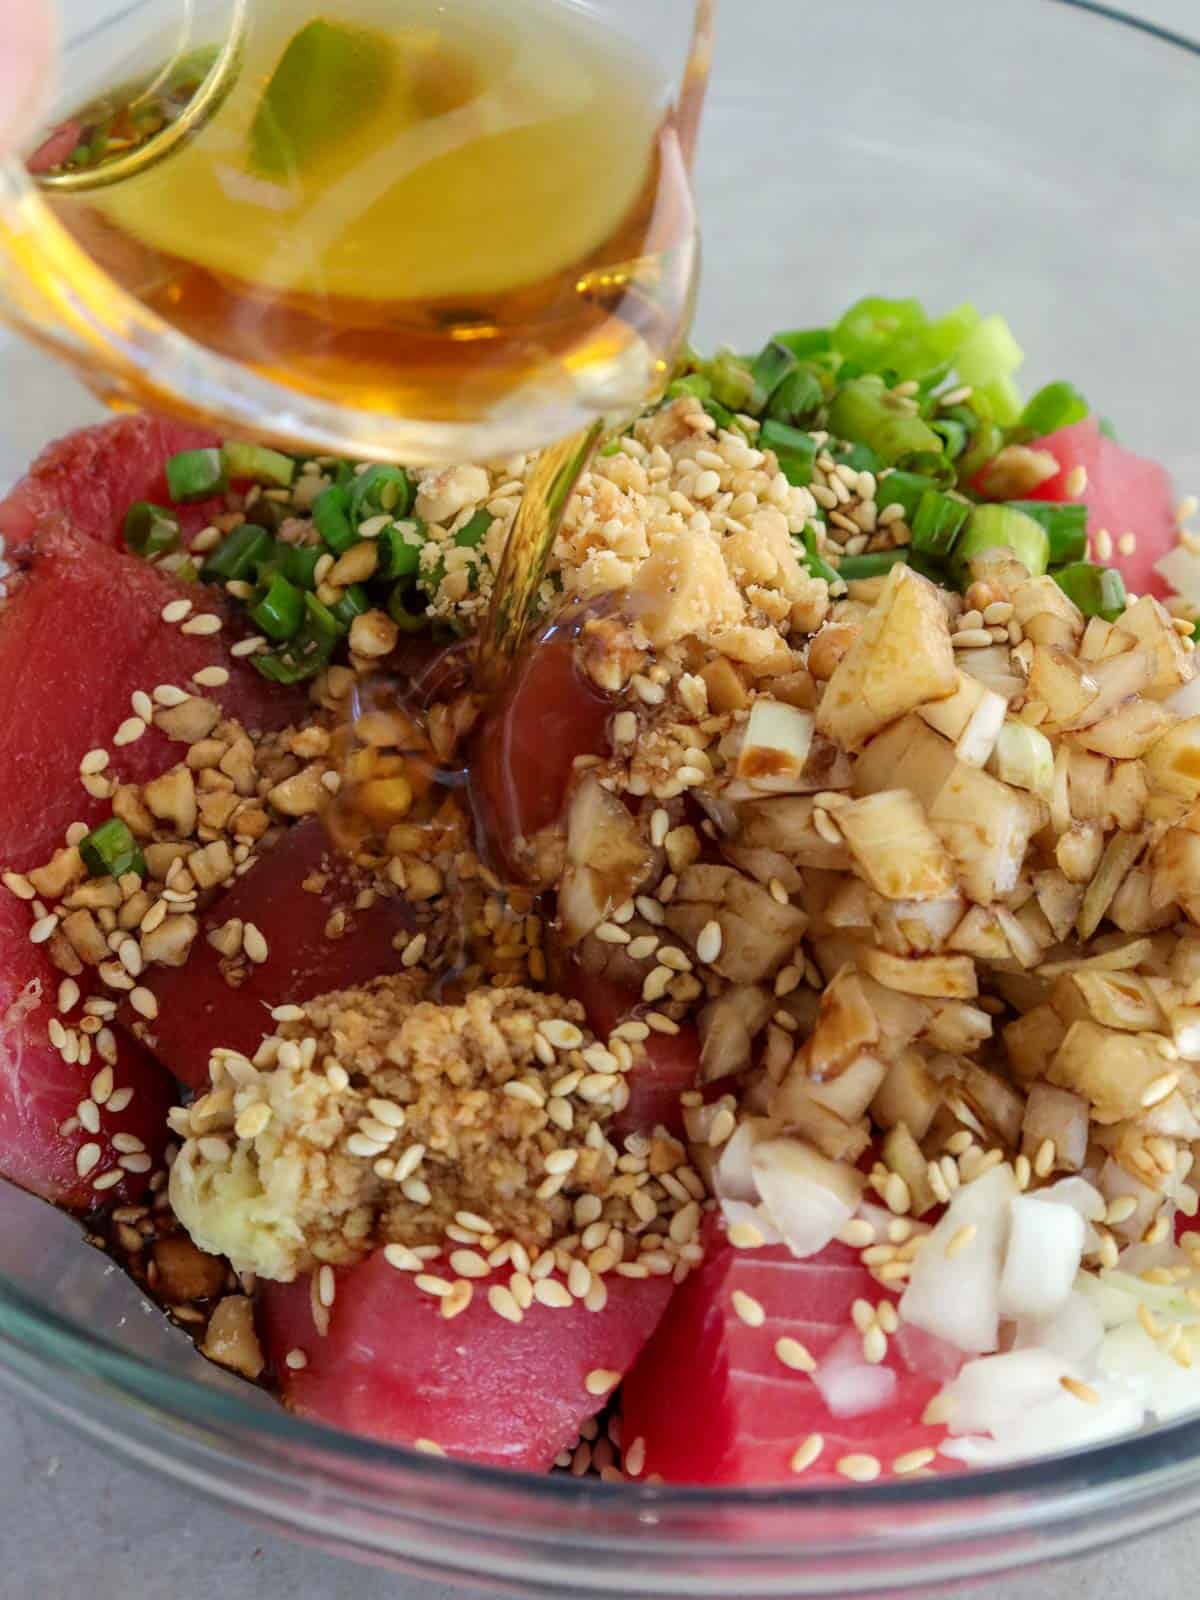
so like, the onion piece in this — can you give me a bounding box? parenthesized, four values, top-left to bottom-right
(997, 1194, 1086, 1320)
(1014, 1291, 1105, 1367)
(813, 1330, 897, 1418)
(1099, 1322, 1200, 1421)
(736, 699, 816, 793)
(750, 1137, 863, 1259)
(899, 1164, 1017, 1353)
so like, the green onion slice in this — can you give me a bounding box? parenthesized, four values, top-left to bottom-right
(80, 818, 145, 881)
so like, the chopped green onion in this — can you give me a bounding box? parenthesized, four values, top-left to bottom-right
(253, 593, 342, 684)
(830, 441, 880, 475)
(1053, 561, 1127, 621)
(666, 374, 712, 402)
(312, 484, 356, 553)
(331, 583, 370, 629)
(828, 377, 943, 467)
(957, 419, 1006, 483)
(122, 501, 181, 559)
(375, 522, 422, 581)
(388, 583, 430, 633)
(800, 527, 840, 586)
(894, 449, 956, 488)
(974, 375, 1025, 428)
(249, 572, 305, 640)
(454, 509, 492, 550)
(79, 818, 145, 881)
(704, 399, 742, 434)
(1017, 382, 1089, 439)
(165, 447, 227, 503)
(348, 463, 413, 522)
(200, 523, 274, 583)
(836, 549, 911, 581)
(833, 297, 928, 373)
(953, 504, 1050, 583)
(242, 495, 288, 533)
(875, 470, 938, 522)
(220, 440, 296, 488)
(759, 420, 817, 487)
(954, 315, 1024, 388)
(282, 543, 325, 589)
(767, 365, 826, 428)
(931, 418, 969, 459)
(748, 340, 799, 414)
(1006, 500, 1088, 565)
(707, 348, 756, 412)
(911, 490, 970, 557)
(772, 328, 833, 359)
(881, 303, 982, 385)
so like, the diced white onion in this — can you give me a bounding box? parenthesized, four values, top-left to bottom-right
(813, 1330, 898, 1418)
(1013, 1291, 1105, 1367)
(736, 700, 815, 793)
(900, 1164, 1016, 1353)
(750, 1139, 858, 1259)
(998, 1194, 1085, 1320)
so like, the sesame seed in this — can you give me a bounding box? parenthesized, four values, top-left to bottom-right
(160, 599, 192, 624)
(641, 966, 673, 1003)
(119, 1153, 152, 1174)
(129, 986, 158, 1020)
(413, 1438, 445, 1456)
(1034, 1138, 1056, 1179)
(837, 1453, 881, 1483)
(624, 1436, 647, 1477)
(285, 1348, 308, 1370)
(106, 1084, 133, 1112)
(731, 1289, 765, 1328)
(92, 1169, 123, 1192)
(612, 710, 638, 744)
(1064, 465, 1088, 498)
(1060, 1375, 1100, 1406)
(75, 1143, 102, 1178)
(538, 1018, 584, 1051)
(585, 1368, 621, 1397)
(790, 1434, 824, 1474)
(111, 1132, 144, 1154)
(1117, 532, 1137, 557)
(235, 1103, 272, 1139)
(695, 920, 723, 965)
(893, 1448, 937, 1476)
(90, 1065, 114, 1106)
(945, 1223, 977, 1259)
(383, 1243, 424, 1272)
(79, 748, 110, 776)
(862, 1325, 888, 1365)
(242, 923, 268, 964)
(401, 931, 427, 969)
(1138, 1303, 1164, 1340)
(415, 1274, 453, 1299)
(29, 914, 57, 944)
(775, 1337, 815, 1373)
(839, 1219, 876, 1248)
(883, 1172, 911, 1215)
(851, 1298, 876, 1333)
(488, 1284, 524, 1324)
(595, 921, 631, 945)
(1141, 1072, 1179, 1110)
(180, 613, 222, 636)
(441, 1281, 473, 1320)
(1094, 527, 1113, 561)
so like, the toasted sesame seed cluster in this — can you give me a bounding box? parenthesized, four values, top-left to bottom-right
(170, 977, 706, 1296)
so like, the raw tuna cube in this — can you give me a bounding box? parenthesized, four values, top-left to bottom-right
(986, 418, 1177, 600)
(0, 520, 304, 872)
(0, 892, 173, 1211)
(562, 966, 696, 1138)
(141, 819, 413, 1089)
(258, 1249, 674, 1470)
(620, 1217, 951, 1485)
(474, 627, 614, 873)
(0, 414, 223, 555)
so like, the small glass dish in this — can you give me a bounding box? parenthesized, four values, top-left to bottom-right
(1, 1, 1199, 1593)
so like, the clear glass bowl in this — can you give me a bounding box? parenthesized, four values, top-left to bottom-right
(1, 1, 1199, 1593)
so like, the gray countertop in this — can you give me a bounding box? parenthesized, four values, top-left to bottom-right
(3, 0, 1200, 1594)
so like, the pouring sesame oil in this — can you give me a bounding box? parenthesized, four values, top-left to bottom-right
(29, 0, 707, 667)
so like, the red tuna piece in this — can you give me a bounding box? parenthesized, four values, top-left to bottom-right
(0, 521, 304, 872)
(561, 966, 696, 1138)
(473, 624, 613, 875)
(142, 819, 412, 1089)
(0, 414, 224, 555)
(0, 892, 173, 1211)
(621, 1218, 951, 1485)
(259, 1249, 674, 1470)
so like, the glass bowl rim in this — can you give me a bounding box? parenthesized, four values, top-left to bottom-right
(1, 0, 1200, 1580)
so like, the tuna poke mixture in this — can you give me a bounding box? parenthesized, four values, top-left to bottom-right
(5, 298, 1200, 1485)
